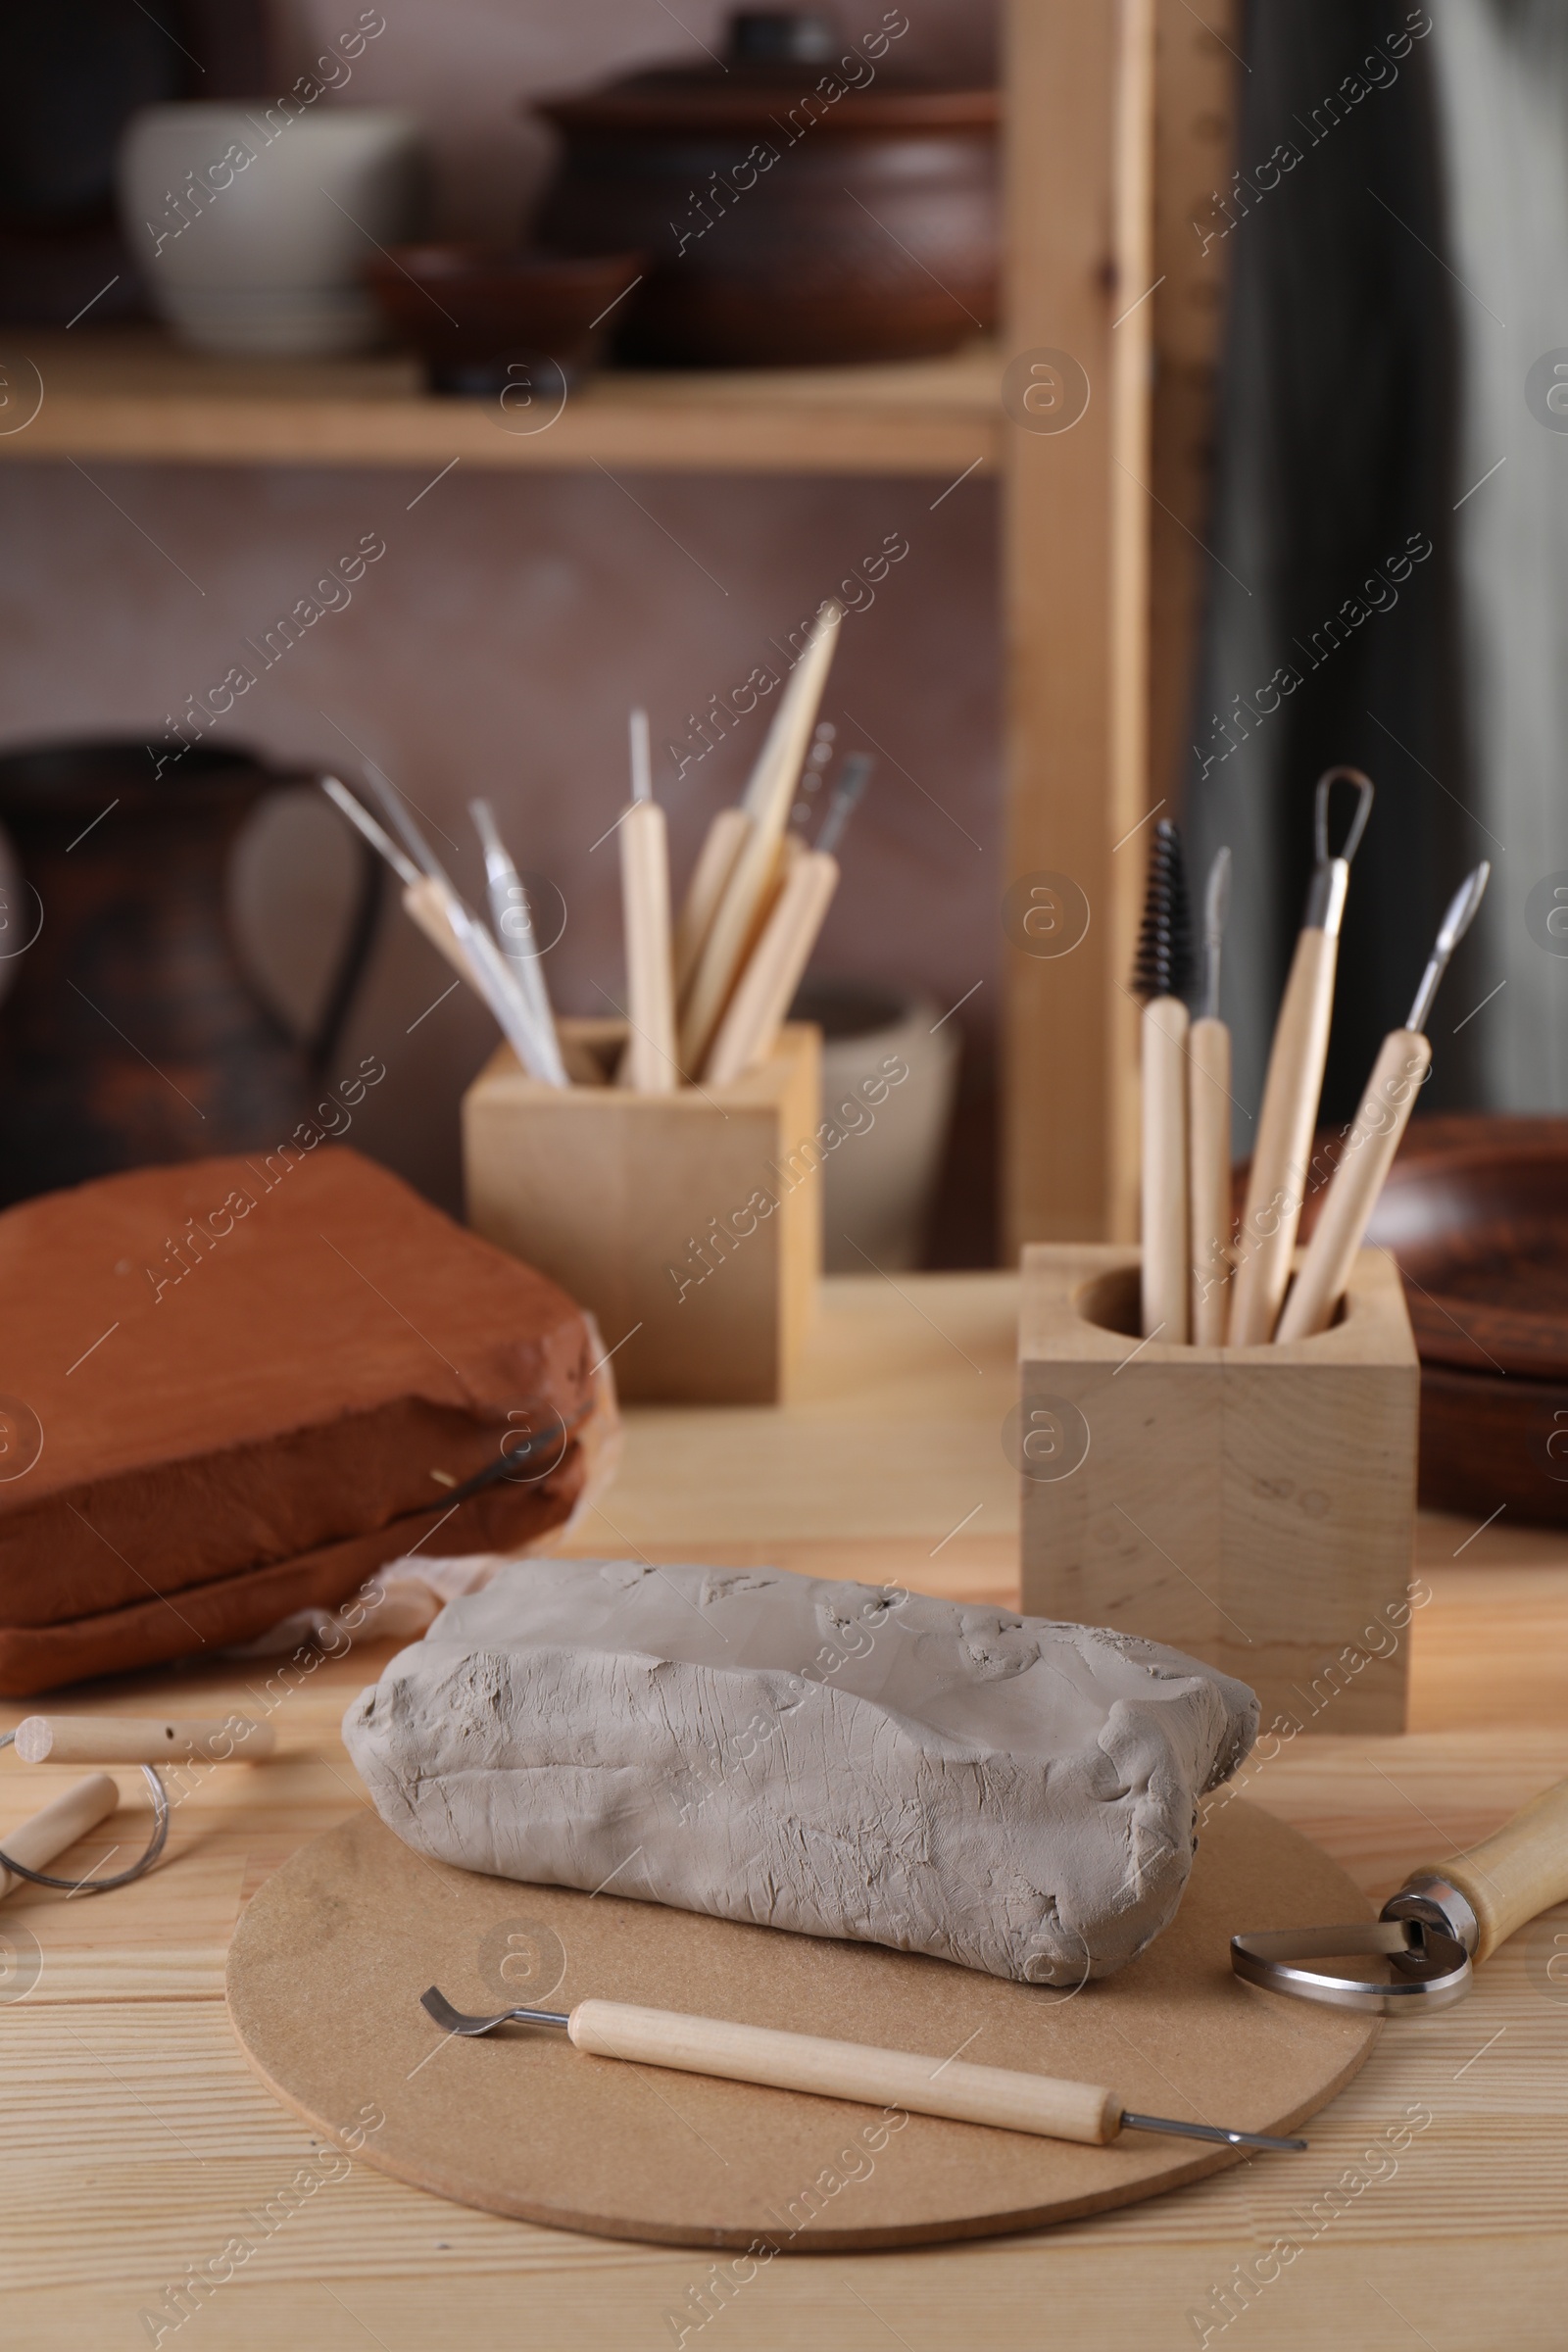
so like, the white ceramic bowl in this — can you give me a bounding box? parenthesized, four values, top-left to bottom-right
(119, 103, 427, 355)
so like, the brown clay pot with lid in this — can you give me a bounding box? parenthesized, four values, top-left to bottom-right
(529, 8, 998, 368)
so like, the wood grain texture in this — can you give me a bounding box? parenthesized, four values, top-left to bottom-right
(1434, 1776, 1568, 1965)
(225, 1804, 1375, 2247)
(1, 1278, 1565, 2346)
(0, 331, 1002, 475)
(1020, 1243, 1418, 1733)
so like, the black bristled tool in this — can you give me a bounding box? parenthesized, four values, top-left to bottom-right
(1132, 820, 1196, 1341)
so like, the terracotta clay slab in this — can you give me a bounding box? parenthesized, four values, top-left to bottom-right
(225, 1801, 1379, 2250)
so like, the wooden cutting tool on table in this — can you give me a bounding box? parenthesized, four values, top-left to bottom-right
(1229, 765, 1375, 1344)
(1233, 1771, 1568, 2013)
(1276, 859, 1490, 1342)
(0, 1715, 273, 1895)
(1132, 819, 1194, 1343)
(1188, 846, 1232, 1344)
(419, 1987, 1306, 2152)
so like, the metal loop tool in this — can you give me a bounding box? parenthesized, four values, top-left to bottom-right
(0, 1727, 170, 1894)
(0, 1712, 274, 1897)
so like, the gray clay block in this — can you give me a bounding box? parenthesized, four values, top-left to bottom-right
(343, 1559, 1258, 1984)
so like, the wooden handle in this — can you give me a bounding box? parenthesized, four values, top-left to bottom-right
(678, 608, 841, 1070)
(566, 1999, 1122, 2144)
(1187, 1014, 1232, 1345)
(0, 1774, 118, 1899)
(675, 808, 750, 1003)
(1418, 1776, 1568, 1965)
(617, 801, 679, 1093)
(703, 851, 839, 1086)
(1229, 925, 1340, 1344)
(14, 1715, 274, 1766)
(403, 877, 486, 994)
(1141, 996, 1190, 1342)
(1275, 1029, 1431, 1342)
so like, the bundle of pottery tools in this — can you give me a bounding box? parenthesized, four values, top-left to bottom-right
(1132, 770, 1490, 1345)
(320, 600, 871, 1095)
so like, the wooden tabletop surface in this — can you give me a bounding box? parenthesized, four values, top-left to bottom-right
(3, 1273, 1564, 2349)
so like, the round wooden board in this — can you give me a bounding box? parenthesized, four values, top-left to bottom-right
(226, 1800, 1380, 2250)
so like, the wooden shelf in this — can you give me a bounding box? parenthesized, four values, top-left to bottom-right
(0, 327, 1001, 476)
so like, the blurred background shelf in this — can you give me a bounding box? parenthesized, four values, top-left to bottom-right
(0, 328, 1001, 475)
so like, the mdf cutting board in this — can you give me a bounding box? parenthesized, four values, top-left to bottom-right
(225, 1801, 1379, 2250)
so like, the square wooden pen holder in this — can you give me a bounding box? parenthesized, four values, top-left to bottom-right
(1017, 1244, 1419, 1735)
(463, 1018, 821, 1404)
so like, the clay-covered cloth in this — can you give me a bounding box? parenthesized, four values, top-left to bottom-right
(0, 1148, 596, 1693)
(344, 1560, 1259, 1984)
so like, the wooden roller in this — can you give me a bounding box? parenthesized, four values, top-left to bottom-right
(0, 1774, 118, 1900)
(1140, 996, 1190, 1342)
(1275, 1030, 1432, 1342)
(14, 1715, 275, 1766)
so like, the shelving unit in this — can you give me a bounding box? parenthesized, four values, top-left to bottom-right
(0, 1, 1239, 1247)
(0, 329, 999, 477)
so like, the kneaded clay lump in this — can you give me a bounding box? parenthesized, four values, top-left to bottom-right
(343, 1560, 1258, 1984)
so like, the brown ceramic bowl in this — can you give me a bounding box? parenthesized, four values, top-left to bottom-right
(364, 245, 645, 394)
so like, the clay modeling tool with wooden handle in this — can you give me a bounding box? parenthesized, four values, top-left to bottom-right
(616, 708, 679, 1093)
(418, 1986, 1306, 2151)
(678, 601, 842, 1072)
(469, 799, 567, 1088)
(1132, 819, 1194, 1343)
(1233, 1769, 1568, 2013)
(0, 1773, 118, 1900)
(1277, 860, 1491, 1342)
(363, 775, 561, 1085)
(1229, 766, 1375, 1345)
(700, 756, 872, 1088)
(1189, 846, 1233, 1344)
(674, 808, 750, 1004)
(319, 775, 489, 1001)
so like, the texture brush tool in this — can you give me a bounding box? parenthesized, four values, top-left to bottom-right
(1229, 766, 1375, 1346)
(469, 800, 567, 1089)
(616, 707, 679, 1092)
(419, 1987, 1306, 2152)
(1132, 819, 1195, 1343)
(1189, 847, 1233, 1344)
(1277, 859, 1490, 1341)
(703, 752, 873, 1086)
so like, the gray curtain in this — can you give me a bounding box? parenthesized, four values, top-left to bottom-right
(1184, 2, 1482, 1147)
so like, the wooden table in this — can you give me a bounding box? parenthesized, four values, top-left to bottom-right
(4, 1274, 1565, 2349)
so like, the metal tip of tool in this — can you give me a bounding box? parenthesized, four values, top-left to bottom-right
(1200, 846, 1231, 1019)
(1313, 766, 1375, 866)
(814, 751, 874, 858)
(1121, 2111, 1307, 2154)
(629, 707, 653, 804)
(1406, 859, 1492, 1034)
(420, 1984, 571, 2036)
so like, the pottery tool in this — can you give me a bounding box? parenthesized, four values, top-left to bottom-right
(678, 601, 843, 1072)
(701, 753, 871, 1087)
(1229, 766, 1375, 1345)
(1132, 819, 1194, 1343)
(419, 1985, 1305, 2152)
(1234, 1768, 1568, 2014)
(1189, 847, 1233, 1344)
(0, 1774, 118, 1900)
(319, 775, 488, 1001)
(360, 775, 562, 1086)
(614, 708, 679, 1093)
(1277, 861, 1490, 1343)
(469, 800, 568, 1090)
(673, 807, 750, 1003)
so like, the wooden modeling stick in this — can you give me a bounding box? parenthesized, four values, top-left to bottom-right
(677, 602, 843, 1073)
(617, 709, 679, 1093)
(1133, 820, 1194, 1343)
(674, 808, 750, 1004)
(1278, 861, 1489, 1342)
(319, 776, 488, 998)
(1229, 768, 1374, 1345)
(1189, 847, 1233, 1345)
(701, 759, 870, 1087)
(0, 1774, 118, 1901)
(14, 1714, 275, 1764)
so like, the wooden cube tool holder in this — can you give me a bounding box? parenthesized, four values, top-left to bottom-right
(463, 1019, 821, 1404)
(1018, 1245, 1419, 1736)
